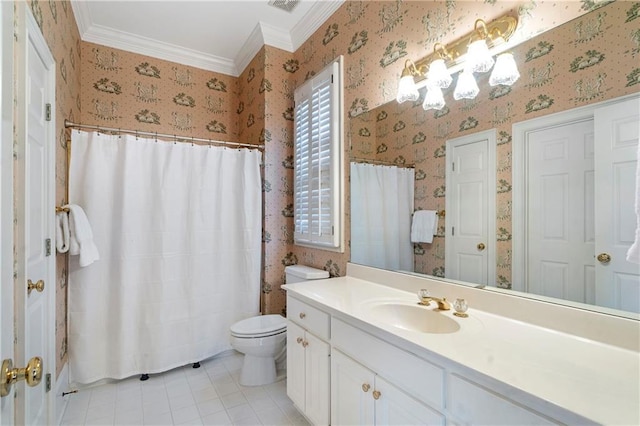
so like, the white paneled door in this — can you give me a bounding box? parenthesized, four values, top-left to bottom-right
(446, 130, 496, 286)
(594, 98, 640, 312)
(515, 95, 640, 313)
(12, 4, 56, 425)
(0, 2, 15, 425)
(526, 119, 595, 303)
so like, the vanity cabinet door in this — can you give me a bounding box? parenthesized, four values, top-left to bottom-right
(304, 332, 330, 426)
(287, 320, 331, 425)
(374, 376, 445, 426)
(287, 321, 307, 412)
(331, 349, 375, 425)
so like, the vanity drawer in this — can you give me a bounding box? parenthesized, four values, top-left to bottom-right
(287, 296, 330, 340)
(332, 317, 444, 410)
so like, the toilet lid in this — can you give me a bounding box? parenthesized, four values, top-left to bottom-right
(230, 314, 287, 337)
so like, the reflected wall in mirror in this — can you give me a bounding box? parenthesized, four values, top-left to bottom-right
(349, 1, 640, 315)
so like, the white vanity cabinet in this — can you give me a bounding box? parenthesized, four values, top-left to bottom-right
(286, 297, 331, 425)
(331, 349, 444, 425)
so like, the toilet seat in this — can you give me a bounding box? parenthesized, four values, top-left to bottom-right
(230, 314, 287, 338)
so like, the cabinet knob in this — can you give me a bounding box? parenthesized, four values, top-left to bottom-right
(296, 337, 303, 344)
(372, 390, 381, 400)
(361, 383, 370, 392)
(299, 312, 306, 319)
(302, 340, 309, 348)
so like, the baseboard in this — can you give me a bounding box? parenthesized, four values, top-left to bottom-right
(55, 363, 70, 425)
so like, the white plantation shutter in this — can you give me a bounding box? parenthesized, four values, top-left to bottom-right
(294, 57, 343, 250)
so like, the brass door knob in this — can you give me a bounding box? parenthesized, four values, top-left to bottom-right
(299, 312, 306, 319)
(362, 383, 370, 392)
(296, 337, 303, 344)
(1, 357, 43, 397)
(597, 253, 611, 263)
(477, 243, 486, 251)
(372, 390, 381, 400)
(27, 279, 45, 295)
(301, 340, 309, 348)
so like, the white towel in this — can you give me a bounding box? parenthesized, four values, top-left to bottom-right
(411, 210, 438, 244)
(55, 212, 70, 253)
(66, 204, 100, 267)
(626, 142, 640, 264)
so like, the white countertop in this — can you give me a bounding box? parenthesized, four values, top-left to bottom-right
(283, 276, 640, 425)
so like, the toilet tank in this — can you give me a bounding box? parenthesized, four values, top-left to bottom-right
(285, 265, 329, 284)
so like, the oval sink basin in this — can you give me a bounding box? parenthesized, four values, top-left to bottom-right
(368, 303, 460, 334)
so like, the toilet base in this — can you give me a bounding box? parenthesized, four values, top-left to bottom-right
(239, 355, 277, 386)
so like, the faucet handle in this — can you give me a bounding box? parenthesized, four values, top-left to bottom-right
(453, 298, 469, 318)
(418, 289, 431, 305)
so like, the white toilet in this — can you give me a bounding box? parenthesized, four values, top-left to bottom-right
(230, 265, 329, 386)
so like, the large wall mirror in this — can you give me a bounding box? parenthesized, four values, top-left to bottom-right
(349, 1, 640, 318)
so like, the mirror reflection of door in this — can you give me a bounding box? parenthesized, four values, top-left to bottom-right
(445, 130, 496, 286)
(514, 96, 640, 313)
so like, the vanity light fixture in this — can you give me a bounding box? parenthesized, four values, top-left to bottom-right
(395, 14, 520, 111)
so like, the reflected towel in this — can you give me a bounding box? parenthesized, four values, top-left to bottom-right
(411, 210, 438, 244)
(55, 211, 70, 253)
(66, 204, 100, 267)
(627, 142, 640, 264)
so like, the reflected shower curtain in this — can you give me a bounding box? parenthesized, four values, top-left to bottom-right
(68, 131, 262, 384)
(350, 163, 414, 272)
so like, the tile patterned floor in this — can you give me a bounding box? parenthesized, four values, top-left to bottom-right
(61, 352, 309, 426)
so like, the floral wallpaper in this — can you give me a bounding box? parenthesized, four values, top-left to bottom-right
(20, 0, 82, 378)
(80, 42, 239, 142)
(349, 1, 639, 288)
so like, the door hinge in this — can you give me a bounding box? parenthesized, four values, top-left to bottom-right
(331, 74, 334, 84)
(45, 103, 51, 121)
(45, 238, 52, 256)
(45, 373, 51, 392)
(332, 226, 334, 236)
(452, 226, 455, 236)
(452, 162, 455, 172)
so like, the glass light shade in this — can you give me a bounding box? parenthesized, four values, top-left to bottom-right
(427, 59, 452, 89)
(422, 84, 446, 111)
(396, 75, 420, 103)
(453, 70, 480, 100)
(466, 39, 494, 73)
(489, 53, 520, 86)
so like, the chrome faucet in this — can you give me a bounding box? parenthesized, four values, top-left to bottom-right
(418, 289, 451, 310)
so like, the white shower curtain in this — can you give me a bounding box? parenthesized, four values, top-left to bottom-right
(350, 162, 414, 272)
(68, 131, 262, 384)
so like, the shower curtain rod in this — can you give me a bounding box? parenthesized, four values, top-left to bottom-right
(350, 157, 415, 168)
(64, 120, 265, 150)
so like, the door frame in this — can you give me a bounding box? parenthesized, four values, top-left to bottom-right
(0, 1, 15, 422)
(512, 93, 640, 293)
(14, 3, 57, 424)
(445, 129, 497, 287)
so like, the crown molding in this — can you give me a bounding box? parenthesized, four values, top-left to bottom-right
(69, 0, 92, 37)
(290, 0, 344, 51)
(69, 0, 343, 77)
(83, 24, 238, 76)
(261, 22, 294, 52)
(235, 23, 266, 77)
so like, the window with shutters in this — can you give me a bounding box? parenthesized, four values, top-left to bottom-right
(293, 56, 344, 251)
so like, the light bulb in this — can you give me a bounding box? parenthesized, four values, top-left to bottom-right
(396, 75, 419, 103)
(489, 53, 520, 86)
(466, 39, 494, 73)
(422, 82, 446, 111)
(453, 70, 480, 100)
(427, 59, 452, 89)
